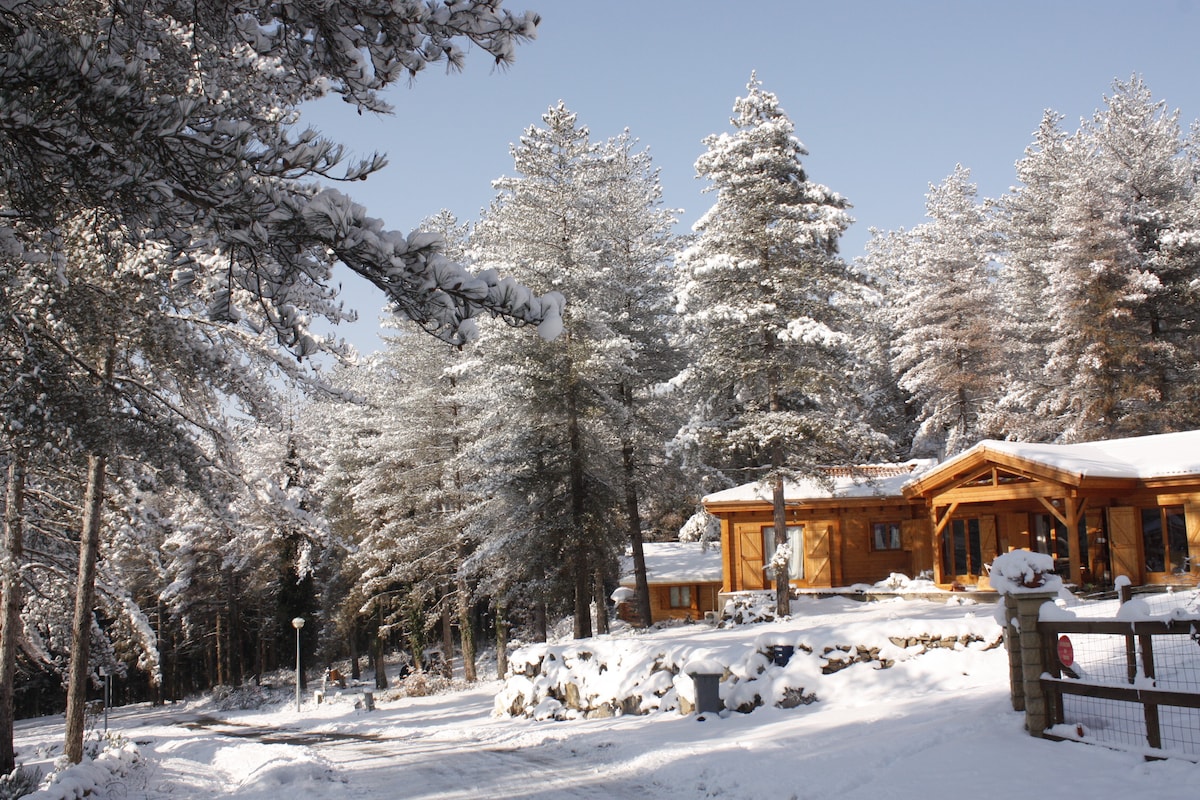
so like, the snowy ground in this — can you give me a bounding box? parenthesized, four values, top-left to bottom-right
(14, 594, 1200, 799)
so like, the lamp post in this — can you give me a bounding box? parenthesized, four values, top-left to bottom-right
(291, 616, 305, 712)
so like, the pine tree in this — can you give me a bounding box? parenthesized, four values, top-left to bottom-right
(464, 104, 677, 637)
(1, 1, 559, 349)
(990, 111, 1073, 440)
(1, 0, 559, 763)
(883, 166, 1002, 457)
(675, 74, 883, 616)
(1000, 77, 1200, 440)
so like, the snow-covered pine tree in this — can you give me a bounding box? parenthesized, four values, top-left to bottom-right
(1014, 78, 1200, 440)
(675, 74, 883, 617)
(0, 1, 560, 349)
(883, 166, 1003, 458)
(990, 111, 1073, 441)
(568, 130, 679, 628)
(1, 0, 559, 764)
(464, 104, 677, 638)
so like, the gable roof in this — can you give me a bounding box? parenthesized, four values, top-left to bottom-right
(702, 461, 937, 510)
(904, 430, 1200, 498)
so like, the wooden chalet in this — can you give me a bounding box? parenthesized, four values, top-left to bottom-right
(704, 431, 1200, 594)
(702, 462, 937, 593)
(904, 432, 1200, 589)
(616, 542, 723, 623)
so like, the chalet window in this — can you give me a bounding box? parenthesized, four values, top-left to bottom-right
(1033, 513, 1091, 577)
(941, 518, 982, 576)
(762, 525, 805, 581)
(1141, 506, 1188, 574)
(872, 522, 902, 551)
(668, 586, 693, 608)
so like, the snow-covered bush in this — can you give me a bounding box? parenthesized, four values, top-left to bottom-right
(719, 592, 779, 626)
(212, 681, 285, 711)
(24, 735, 139, 800)
(0, 766, 42, 800)
(400, 669, 455, 698)
(988, 550, 1064, 594)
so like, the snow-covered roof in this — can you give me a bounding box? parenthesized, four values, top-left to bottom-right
(951, 430, 1200, 481)
(702, 461, 937, 505)
(619, 542, 723, 586)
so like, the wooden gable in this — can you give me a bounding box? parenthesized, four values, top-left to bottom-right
(903, 446, 1138, 507)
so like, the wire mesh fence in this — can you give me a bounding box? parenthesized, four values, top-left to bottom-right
(1041, 615, 1200, 759)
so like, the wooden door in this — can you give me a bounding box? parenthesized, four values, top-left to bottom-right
(1106, 506, 1140, 583)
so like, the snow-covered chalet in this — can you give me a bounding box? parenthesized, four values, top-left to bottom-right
(702, 430, 1200, 594)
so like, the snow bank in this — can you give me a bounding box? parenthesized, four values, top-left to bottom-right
(495, 597, 1004, 720)
(24, 737, 139, 800)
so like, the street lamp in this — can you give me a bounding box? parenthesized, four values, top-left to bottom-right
(291, 617, 305, 712)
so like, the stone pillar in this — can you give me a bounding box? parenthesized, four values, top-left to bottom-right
(1002, 594, 1024, 712)
(1014, 590, 1057, 736)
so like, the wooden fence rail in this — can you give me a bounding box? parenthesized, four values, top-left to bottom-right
(1003, 590, 1200, 760)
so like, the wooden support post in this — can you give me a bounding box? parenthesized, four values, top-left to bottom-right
(931, 503, 959, 584)
(1139, 633, 1161, 750)
(1065, 497, 1082, 587)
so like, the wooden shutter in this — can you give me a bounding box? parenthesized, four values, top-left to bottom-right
(903, 518, 932, 577)
(978, 516, 997, 575)
(841, 517, 867, 586)
(805, 521, 833, 587)
(735, 522, 766, 590)
(1185, 504, 1200, 579)
(1106, 506, 1140, 584)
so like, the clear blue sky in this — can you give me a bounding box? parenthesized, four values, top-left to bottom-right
(303, 0, 1200, 355)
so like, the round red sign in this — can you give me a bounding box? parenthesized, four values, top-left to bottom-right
(1057, 635, 1074, 668)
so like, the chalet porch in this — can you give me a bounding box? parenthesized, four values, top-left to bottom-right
(903, 436, 1200, 590)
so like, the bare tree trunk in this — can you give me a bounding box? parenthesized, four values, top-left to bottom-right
(619, 385, 652, 627)
(772, 470, 790, 618)
(373, 608, 387, 690)
(348, 621, 360, 681)
(572, 559, 591, 639)
(64, 451, 107, 764)
(592, 567, 609, 635)
(440, 600, 454, 679)
(228, 574, 243, 686)
(532, 596, 547, 643)
(214, 607, 225, 687)
(456, 578, 477, 683)
(566, 383, 592, 640)
(494, 597, 509, 678)
(153, 598, 164, 705)
(0, 454, 26, 775)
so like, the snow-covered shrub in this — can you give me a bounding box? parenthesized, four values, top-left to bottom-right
(678, 510, 720, 543)
(719, 592, 778, 626)
(401, 669, 454, 698)
(25, 735, 139, 800)
(0, 765, 42, 800)
(212, 681, 283, 711)
(988, 550, 1064, 594)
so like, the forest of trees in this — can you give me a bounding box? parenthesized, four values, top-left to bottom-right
(4, 0, 1200, 776)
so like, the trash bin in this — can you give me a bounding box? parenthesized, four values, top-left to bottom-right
(771, 644, 795, 667)
(688, 671, 723, 714)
